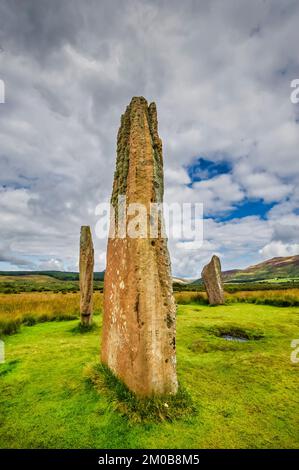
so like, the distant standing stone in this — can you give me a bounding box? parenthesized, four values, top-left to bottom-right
(201, 255, 225, 305)
(80, 226, 94, 326)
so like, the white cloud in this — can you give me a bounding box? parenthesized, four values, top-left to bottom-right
(233, 162, 293, 202)
(165, 173, 244, 216)
(193, 174, 244, 213)
(37, 258, 65, 271)
(259, 241, 299, 259)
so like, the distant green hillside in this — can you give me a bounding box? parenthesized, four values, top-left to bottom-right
(0, 270, 105, 281)
(223, 255, 299, 282)
(191, 255, 299, 284)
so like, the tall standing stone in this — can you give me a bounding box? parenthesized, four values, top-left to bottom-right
(201, 255, 225, 305)
(79, 226, 94, 326)
(101, 97, 178, 396)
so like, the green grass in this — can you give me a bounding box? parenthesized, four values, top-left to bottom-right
(259, 277, 299, 283)
(0, 303, 298, 448)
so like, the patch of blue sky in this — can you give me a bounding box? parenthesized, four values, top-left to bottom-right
(216, 199, 275, 222)
(185, 157, 275, 221)
(185, 157, 232, 185)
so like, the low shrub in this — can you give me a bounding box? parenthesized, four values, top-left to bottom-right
(175, 292, 207, 305)
(0, 318, 21, 336)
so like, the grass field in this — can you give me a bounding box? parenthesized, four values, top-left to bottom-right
(0, 302, 298, 448)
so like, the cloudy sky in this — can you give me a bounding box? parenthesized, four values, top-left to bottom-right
(0, 0, 298, 278)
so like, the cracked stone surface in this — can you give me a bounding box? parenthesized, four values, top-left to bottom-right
(201, 255, 225, 305)
(101, 97, 178, 396)
(79, 226, 94, 326)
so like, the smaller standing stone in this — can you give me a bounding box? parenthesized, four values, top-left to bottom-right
(79, 226, 94, 326)
(201, 255, 224, 305)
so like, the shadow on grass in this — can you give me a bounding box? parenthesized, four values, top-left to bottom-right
(0, 359, 20, 377)
(210, 324, 265, 341)
(70, 322, 99, 334)
(83, 362, 196, 423)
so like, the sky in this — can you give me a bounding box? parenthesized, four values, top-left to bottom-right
(0, 0, 299, 278)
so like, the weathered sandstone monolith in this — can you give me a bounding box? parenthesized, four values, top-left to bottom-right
(201, 255, 225, 305)
(101, 96, 178, 396)
(79, 226, 94, 326)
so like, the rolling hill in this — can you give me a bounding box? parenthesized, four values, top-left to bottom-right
(223, 255, 299, 282)
(190, 255, 299, 284)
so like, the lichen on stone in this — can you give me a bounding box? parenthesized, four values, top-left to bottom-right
(110, 97, 164, 209)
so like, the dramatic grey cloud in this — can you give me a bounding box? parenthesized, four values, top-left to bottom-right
(0, 0, 298, 276)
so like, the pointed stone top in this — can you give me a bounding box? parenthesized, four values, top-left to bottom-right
(130, 96, 148, 104)
(202, 254, 221, 276)
(127, 96, 156, 110)
(211, 254, 221, 266)
(80, 226, 92, 248)
(80, 225, 91, 234)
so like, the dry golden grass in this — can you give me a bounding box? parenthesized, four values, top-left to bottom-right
(0, 292, 103, 335)
(174, 291, 207, 304)
(227, 288, 299, 305)
(174, 289, 299, 306)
